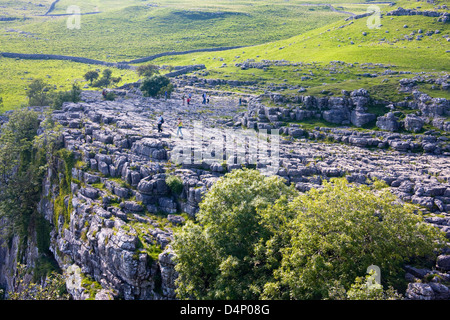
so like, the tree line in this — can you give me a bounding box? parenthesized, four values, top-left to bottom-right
(24, 63, 175, 110)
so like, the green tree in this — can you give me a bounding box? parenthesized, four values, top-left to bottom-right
(26, 79, 53, 107)
(136, 64, 159, 77)
(92, 69, 113, 88)
(111, 77, 122, 87)
(93, 77, 110, 88)
(8, 263, 69, 300)
(84, 71, 99, 85)
(52, 83, 82, 110)
(0, 109, 42, 241)
(261, 178, 446, 300)
(140, 75, 174, 98)
(102, 69, 112, 80)
(173, 170, 446, 300)
(172, 169, 297, 299)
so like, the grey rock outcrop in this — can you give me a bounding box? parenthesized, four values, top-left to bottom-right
(376, 112, 400, 132)
(404, 114, 425, 133)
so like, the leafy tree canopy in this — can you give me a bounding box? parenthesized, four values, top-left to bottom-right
(84, 71, 99, 85)
(26, 79, 53, 107)
(140, 75, 174, 98)
(172, 169, 446, 300)
(136, 64, 159, 77)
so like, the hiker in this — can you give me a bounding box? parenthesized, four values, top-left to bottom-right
(182, 94, 186, 105)
(206, 95, 210, 104)
(187, 97, 190, 106)
(165, 91, 168, 100)
(239, 97, 242, 106)
(157, 114, 164, 133)
(202, 93, 206, 104)
(102, 89, 106, 98)
(176, 117, 183, 138)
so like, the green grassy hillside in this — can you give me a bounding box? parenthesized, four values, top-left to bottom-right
(153, 13, 449, 71)
(150, 2, 449, 100)
(0, 0, 448, 112)
(0, 58, 139, 112)
(0, 0, 352, 61)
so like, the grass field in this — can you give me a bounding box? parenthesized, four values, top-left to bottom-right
(0, 58, 139, 112)
(152, 14, 450, 71)
(0, 0, 353, 61)
(0, 0, 448, 112)
(149, 3, 449, 100)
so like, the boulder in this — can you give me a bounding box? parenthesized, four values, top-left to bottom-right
(167, 215, 185, 225)
(159, 197, 177, 214)
(98, 161, 110, 176)
(81, 187, 99, 200)
(351, 110, 376, 127)
(137, 175, 168, 195)
(288, 127, 306, 138)
(404, 114, 424, 133)
(121, 201, 144, 213)
(376, 112, 400, 131)
(436, 255, 450, 271)
(322, 108, 349, 124)
(158, 247, 178, 299)
(84, 172, 100, 184)
(406, 283, 435, 300)
(429, 282, 450, 300)
(131, 138, 168, 160)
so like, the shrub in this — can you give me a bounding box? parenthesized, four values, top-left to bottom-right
(140, 75, 174, 98)
(52, 83, 81, 109)
(166, 174, 184, 195)
(7, 263, 69, 300)
(136, 64, 159, 77)
(328, 270, 404, 300)
(26, 79, 53, 106)
(262, 178, 446, 300)
(104, 91, 116, 101)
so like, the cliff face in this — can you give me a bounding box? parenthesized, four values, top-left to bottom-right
(0, 225, 40, 296)
(38, 166, 174, 300)
(32, 115, 184, 300)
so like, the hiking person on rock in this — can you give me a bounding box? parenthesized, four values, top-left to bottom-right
(157, 114, 164, 133)
(176, 117, 183, 138)
(202, 93, 206, 104)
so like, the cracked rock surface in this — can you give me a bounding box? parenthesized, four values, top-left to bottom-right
(24, 88, 450, 299)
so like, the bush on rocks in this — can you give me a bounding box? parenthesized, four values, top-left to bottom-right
(172, 169, 446, 300)
(140, 75, 174, 98)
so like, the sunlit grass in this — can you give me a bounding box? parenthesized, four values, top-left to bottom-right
(0, 0, 350, 61)
(152, 13, 449, 71)
(0, 57, 139, 112)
